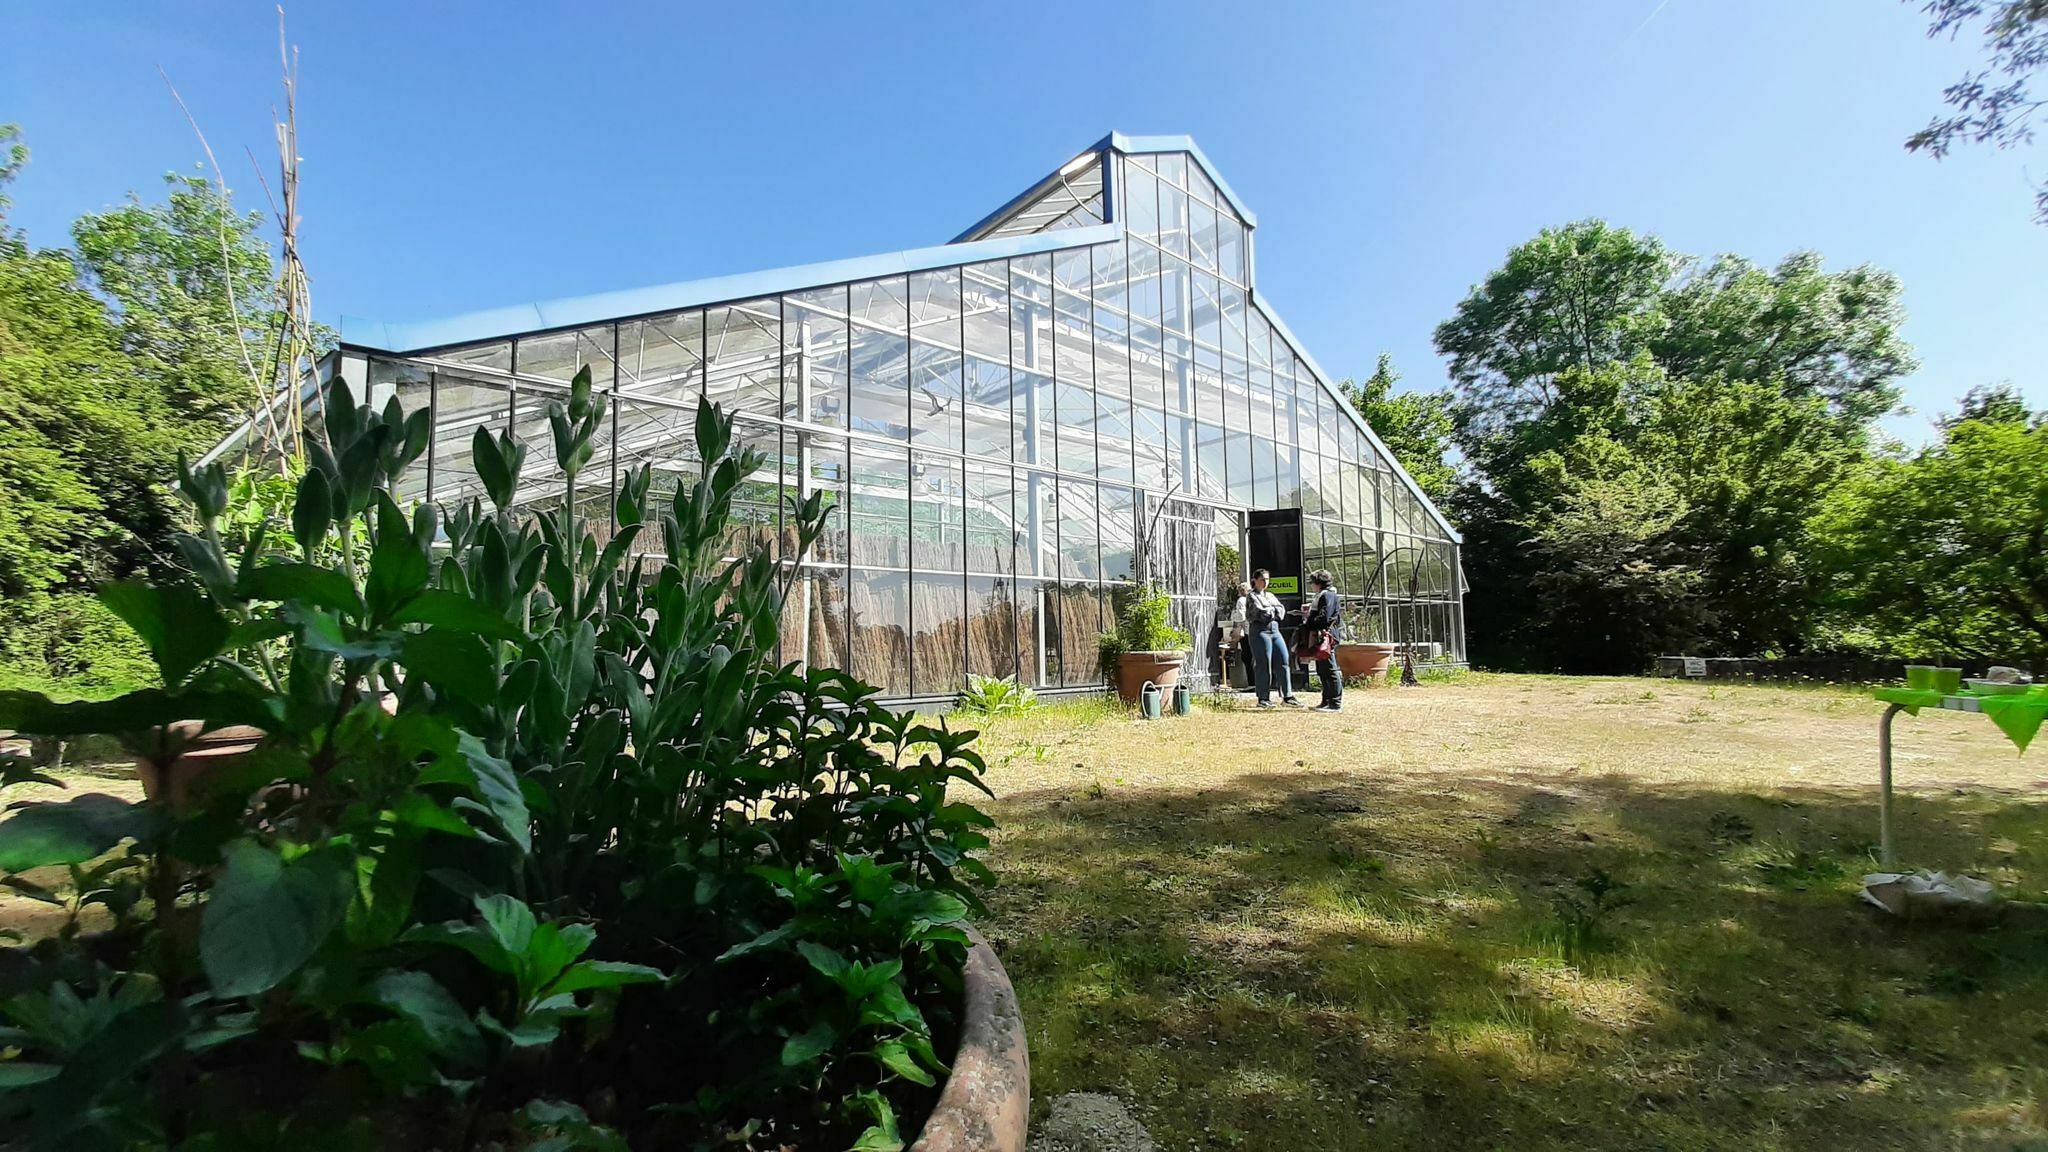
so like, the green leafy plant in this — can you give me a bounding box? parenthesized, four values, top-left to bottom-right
(0, 367, 996, 1149)
(1096, 584, 1190, 680)
(958, 673, 1036, 715)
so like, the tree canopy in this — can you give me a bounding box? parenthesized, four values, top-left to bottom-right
(1343, 353, 1458, 506)
(1431, 219, 1917, 671)
(0, 125, 282, 691)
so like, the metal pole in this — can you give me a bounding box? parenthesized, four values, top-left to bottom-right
(1879, 703, 1904, 867)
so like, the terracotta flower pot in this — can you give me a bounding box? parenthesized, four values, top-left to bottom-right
(911, 926, 1029, 1152)
(1111, 651, 1184, 704)
(136, 722, 266, 813)
(1335, 642, 1399, 683)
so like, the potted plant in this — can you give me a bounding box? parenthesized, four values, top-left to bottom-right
(1336, 608, 1400, 682)
(1098, 584, 1191, 704)
(0, 371, 1021, 1150)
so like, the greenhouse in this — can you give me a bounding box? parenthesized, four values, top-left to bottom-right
(282, 133, 1465, 701)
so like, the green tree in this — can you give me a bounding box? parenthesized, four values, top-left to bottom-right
(0, 127, 284, 691)
(1435, 220, 1912, 670)
(1811, 395, 2048, 662)
(1652, 252, 1914, 424)
(1433, 220, 1678, 440)
(1343, 353, 1458, 504)
(1908, 0, 2048, 221)
(72, 171, 280, 448)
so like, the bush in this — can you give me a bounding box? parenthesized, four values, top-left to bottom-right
(0, 370, 995, 1149)
(959, 673, 1036, 715)
(1094, 584, 1191, 680)
(0, 592, 158, 698)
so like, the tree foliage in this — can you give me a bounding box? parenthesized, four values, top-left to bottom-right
(1343, 353, 1458, 505)
(1811, 393, 2048, 662)
(0, 126, 284, 692)
(1435, 220, 1914, 671)
(1909, 0, 2048, 221)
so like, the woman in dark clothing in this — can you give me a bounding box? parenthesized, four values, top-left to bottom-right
(1302, 568, 1344, 711)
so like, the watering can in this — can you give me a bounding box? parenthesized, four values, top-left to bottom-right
(1171, 681, 1192, 716)
(1139, 680, 1163, 720)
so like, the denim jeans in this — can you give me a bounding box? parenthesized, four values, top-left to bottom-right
(1315, 653, 1343, 706)
(1251, 627, 1293, 703)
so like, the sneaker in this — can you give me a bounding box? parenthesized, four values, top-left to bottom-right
(1281, 697, 1302, 707)
(1256, 700, 1276, 709)
(1314, 703, 1342, 712)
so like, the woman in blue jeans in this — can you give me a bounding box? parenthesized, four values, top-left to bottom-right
(1244, 569, 1299, 708)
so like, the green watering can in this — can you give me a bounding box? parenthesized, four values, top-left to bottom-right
(1172, 681, 1192, 716)
(1139, 680, 1163, 720)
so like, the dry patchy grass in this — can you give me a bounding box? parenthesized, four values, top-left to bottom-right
(974, 674, 2048, 1150)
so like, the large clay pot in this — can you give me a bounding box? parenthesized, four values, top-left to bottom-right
(136, 722, 266, 813)
(1112, 650, 1184, 704)
(1335, 642, 1399, 683)
(911, 927, 1029, 1152)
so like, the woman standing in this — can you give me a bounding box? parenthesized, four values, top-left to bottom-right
(1244, 569, 1300, 708)
(1302, 569, 1344, 711)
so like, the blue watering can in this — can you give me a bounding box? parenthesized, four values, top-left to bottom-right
(1172, 681, 1192, 716)
(1139, 680, 1163, 720)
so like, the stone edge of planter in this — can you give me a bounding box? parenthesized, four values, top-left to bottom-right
(910, 925, 1030, 1152)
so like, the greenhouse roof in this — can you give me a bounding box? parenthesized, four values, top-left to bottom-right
(322, 131, 1457, 542)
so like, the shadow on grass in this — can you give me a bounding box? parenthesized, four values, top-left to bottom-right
(985, 770, 2048, 1150)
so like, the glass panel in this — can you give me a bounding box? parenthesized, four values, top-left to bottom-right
(725, 417, 782, 561)
(850, 569, 910, 695)
(911, 451, 964, 573)
(1225, 431, 1253, 506)
(849, 443, 909, 569)
(619, 311, 703, 406)
(912, 573, 965, 697)
(1133, 405, 1168, 492)
(1155, 152, 1187, 186)
(962, 262, 1008, 362)
(1016, 580, 1048, 688)
(1091, 241, 1128, 356)
(1252, 434, 1279, 510)
(702, 300, 779, 417)
(1218, 214, 1246, 284)
(787, 286, 848, 428)
(1020, 470, 1058, 579)
(1057, 583, 1104, 688)
(517, 325, 614, 389)
(790, 568, 846, 675)
(1298, 451, 1322, 515)
(1058, 478, 1097, 581)
(848, 276, 909, 438)
(1221, 283, 1247, 354)
(1197, 420, 1227, 502)
(1160, 258, 1190, 337)
(1010, 256, 1052, 375)
(1189, 198, 1217, 272)
(1128, 240, 1162, 331)
(1130, 333, 1165, 410)
(1158, 181, 1188, 259)
(966, 576, 1017, 680)
(369, 359, 433, 505)
(1123, 161, 1159, 240)
(1056, 382, 1095, 475)
(964, 356, 1010, 460)
(1100, 485, 1136, 582)
(1097, 390, 1133, 484)
(1015, 370, 1053, 466)
(800, 430, 847, 564)
(965, 461, 1014, 575)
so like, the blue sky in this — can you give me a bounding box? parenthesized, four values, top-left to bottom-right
(6, 1, 2043, 444)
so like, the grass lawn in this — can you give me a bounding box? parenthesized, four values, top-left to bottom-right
(973, 673, 2048, 1151)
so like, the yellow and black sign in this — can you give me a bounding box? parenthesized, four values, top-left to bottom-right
(1267, 575, 1300, 595)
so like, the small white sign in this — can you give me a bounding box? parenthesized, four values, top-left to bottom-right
(1683, 657, 1707, 678)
